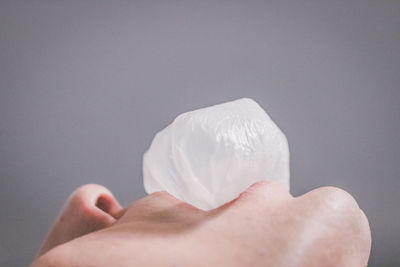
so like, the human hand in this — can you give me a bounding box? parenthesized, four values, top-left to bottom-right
(32, 181, 371, 267)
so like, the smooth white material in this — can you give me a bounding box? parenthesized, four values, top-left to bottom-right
(143, 98, 290, 210)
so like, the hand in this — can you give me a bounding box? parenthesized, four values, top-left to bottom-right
(32, 181, 371, 267)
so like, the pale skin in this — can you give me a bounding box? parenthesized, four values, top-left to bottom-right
(32, 181, 371, 267)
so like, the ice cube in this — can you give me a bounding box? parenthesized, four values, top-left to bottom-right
(143, 98, 290, 210)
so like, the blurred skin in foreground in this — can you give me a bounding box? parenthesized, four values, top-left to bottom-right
(32, 181, 371, 267)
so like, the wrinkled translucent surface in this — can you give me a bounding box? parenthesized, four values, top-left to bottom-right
(143, 98, 290, 210)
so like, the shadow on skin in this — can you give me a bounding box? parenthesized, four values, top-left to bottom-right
(109, 191, 229, 236)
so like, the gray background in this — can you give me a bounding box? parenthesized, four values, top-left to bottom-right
(0, 1, 399, 266)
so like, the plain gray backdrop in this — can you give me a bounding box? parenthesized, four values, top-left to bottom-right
(1, 1, 399, 266)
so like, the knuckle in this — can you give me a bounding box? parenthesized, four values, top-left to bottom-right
(299, 186, 369, 229)
(308, 186, 360, 212)
(296, 186, 371, 265)
(240, 180, 290, 198)
(233, 180, 292, 211)
(306, 186, 370, 234)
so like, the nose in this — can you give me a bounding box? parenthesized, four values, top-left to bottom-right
(37, 184, 123, 257)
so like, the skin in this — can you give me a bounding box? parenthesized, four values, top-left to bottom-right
(32, 181, 371, 267)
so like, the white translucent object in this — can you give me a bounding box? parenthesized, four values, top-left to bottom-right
(143, 98, 290, 210)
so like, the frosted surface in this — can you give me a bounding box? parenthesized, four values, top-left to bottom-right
(143, 98, 290, 210)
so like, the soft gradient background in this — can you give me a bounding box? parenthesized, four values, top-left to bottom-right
(1, 1, 399, 266)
